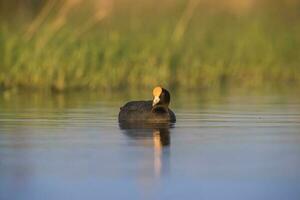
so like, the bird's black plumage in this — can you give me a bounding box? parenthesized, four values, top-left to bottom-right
(118, 87, 176, 123)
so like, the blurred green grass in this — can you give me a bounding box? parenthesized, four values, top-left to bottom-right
(0, 0, 299, 91)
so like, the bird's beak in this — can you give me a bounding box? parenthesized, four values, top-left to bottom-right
(152, 96, 160, 106)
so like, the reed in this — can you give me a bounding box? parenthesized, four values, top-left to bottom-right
(0, 0, 299, 91)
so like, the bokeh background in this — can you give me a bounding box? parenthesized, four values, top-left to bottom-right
(0, 0, 299, 91)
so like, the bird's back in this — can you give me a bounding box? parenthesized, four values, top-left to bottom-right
(118, 100, 176, 122)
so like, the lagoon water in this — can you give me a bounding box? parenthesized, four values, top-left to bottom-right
(0, 90, 300, 200)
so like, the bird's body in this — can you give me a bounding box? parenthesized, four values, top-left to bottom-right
(118, 87, 176, 123)
(118, 100, 176, 123)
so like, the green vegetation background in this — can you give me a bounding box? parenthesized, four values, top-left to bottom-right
(0, 0, 299, 91)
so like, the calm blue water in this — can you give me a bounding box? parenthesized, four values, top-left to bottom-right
(0, 91, 300, 200)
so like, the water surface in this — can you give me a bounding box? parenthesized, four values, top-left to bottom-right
(0, 90, 300, 200)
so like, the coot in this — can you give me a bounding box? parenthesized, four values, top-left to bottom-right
(118, 86, 176, 123)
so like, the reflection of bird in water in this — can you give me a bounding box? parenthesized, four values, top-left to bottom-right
(153, 128, 170, 146)
(119, 122, 173, 178)
(118, 86, 176, 123)
(119, 122, 172, 147)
